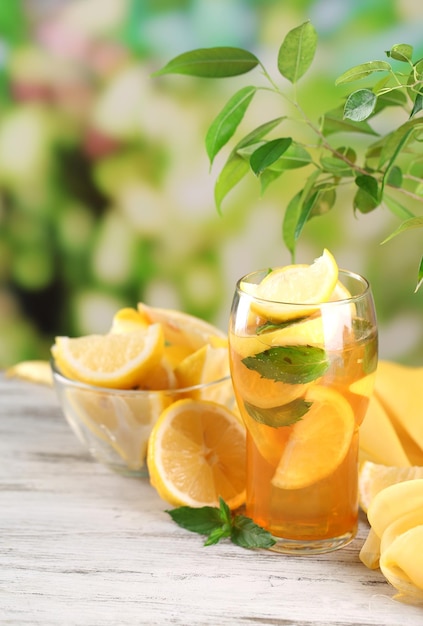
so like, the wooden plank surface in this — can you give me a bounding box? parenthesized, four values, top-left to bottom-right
(1, 374, 422, 625)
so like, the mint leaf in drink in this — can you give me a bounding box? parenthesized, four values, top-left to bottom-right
(231, 515, 276, 549)
(166, 505, 223, 535)
(244, 398, 312, 427)
(242, 345, 329, 384)
(166, 499, 276, 549)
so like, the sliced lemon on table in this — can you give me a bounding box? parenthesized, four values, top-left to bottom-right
(5, 360, 53, 386)
(271, 385, 355, 490)
(52, 324, 164, 389)
(241, 249, 339, 321)
(358, 461, 423, 513)
(147, 398, 246, 509)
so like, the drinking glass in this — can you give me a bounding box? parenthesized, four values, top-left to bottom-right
(228, 268, 378, 554)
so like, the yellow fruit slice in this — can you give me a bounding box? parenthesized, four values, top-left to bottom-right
(373, 361, 423, 463)
(230, 315, 326, 360)
(359, 394, 411, 467)
(138, 303, 226, 351)
(109, 307, 149, 334)
(367, 479, 423, 539)
(359, 527, 381, 570)
(380, 526, 423, 601)
(175, 344, 229, 388)
(380, 509, 423, 554)
(5, 360, 53, 386)
(147, 398, 246, 509)
(138, 355, 177, 391)
(271, 385, 355, 489)
(241, 249, 339, 321)
(358, 461, 423, 513)
(52, 324, 164, 389)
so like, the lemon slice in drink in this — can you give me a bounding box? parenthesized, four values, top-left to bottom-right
(271, 385, 355, 490)
(242, 249, 339, 322)
(147, 398, 246, 509)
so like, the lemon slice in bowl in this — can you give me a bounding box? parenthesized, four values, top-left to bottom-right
(147, 398, 246, 510)
(52, 324, 164, 389)
(242, 249, 339, 321)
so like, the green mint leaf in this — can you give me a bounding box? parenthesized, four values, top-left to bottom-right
(218, 497, 232, 526)
(277, 21, 317, 84)
(344, 89, 377, 122)
(166, 505, 222, 535)
(204, 524, 232, 546)
(250, 138, 292, 176)
(231, 515, 276, 549)
(206, 86, 257, 165)
(244, 398, 312, 428)
(242, 345, 329, 385)
(153, 47, 260, 78)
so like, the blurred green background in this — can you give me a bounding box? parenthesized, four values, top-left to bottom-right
(0, 0, 422, 368)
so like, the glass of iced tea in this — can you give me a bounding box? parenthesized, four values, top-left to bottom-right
(228, 251, 378, 554)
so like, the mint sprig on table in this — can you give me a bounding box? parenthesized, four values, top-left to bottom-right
(166, 498, 276, 549)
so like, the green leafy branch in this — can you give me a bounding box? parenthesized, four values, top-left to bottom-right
(154, 21, 423, 290)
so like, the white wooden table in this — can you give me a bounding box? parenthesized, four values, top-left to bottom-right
(1, 373, 422, 626)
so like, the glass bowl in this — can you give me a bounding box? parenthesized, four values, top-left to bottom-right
(51, 360, 234, 477)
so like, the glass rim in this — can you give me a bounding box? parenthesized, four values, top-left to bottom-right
(50, 359, 231, 396)
(236, 267, 371, 307)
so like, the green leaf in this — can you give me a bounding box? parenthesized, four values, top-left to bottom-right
(204, 525, 232, 546)
(387, 44, 413, 63)
(310, 185, 337, 217)
(415, 256, 423, 293)
(166, 505, 223, 535)
(335, 61, 392, 85)
(355, 174, 379, 201)
(244, 398, 312, 428)
(320, 156, 354, 176)
(353, 187, 379, 214)
(383, 195, 416, 221)
(153, 47, 260, 78)
(410, 92, 423, 119)
(267, 143, 312, 171)
(241, 345, 329, 385)
(218, 497, 232, 526)
(386, 166, 403, 188)
(214, 154, 250, 213)
(379, 118, 423, 166)
(374, 89, 408, 113)
(235, 117, 286, 150)
(231, 515, 276, 549)
(294, 190, 319, 240)
(344, 89, 377, 122)
(277, 21, 317, 84)
(321, 107, 378, 137)
(250, 138, 292, 176)
(381, 216, 423, 244)
(206, 86, 257, 164)
(282, 191, 302, 257)
(260, 168, 285, 194)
